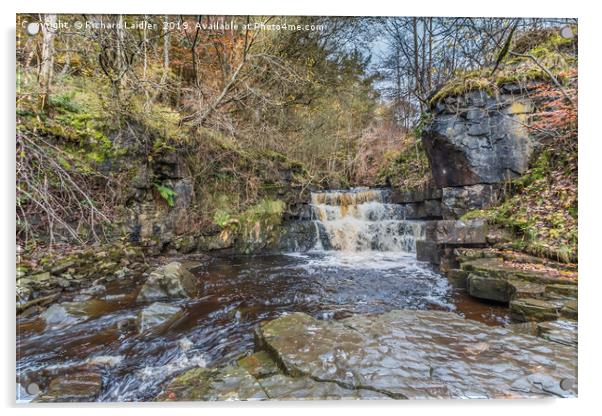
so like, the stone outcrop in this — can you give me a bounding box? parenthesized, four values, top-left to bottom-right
(441, 184, 501, 219)
(136, 262, 197, 302)
(416, 219, 487, 265)
(255, 311, 576, 399)
(421, 86, 538, 220)
(424, 89, 535, 188)
(389, 187, 443, 220)
(158, 310, 577, 400)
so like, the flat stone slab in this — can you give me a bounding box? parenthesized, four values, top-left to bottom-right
(158, 359, 390, 401)
(461, 257, 578, 286)
(537, 320, 578, 348)
(510, 298, 562, 322)
(545, 284, 578, 300)
(36, 370, 102, 402)
(238, 351, 280, 379)
(257, 310, 577, 399)
(157, 366, 268, 401)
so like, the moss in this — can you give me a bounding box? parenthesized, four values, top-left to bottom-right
(429, 73, 495, 107)
(430, 28, 577, 107)
(461, 146, 577, 263)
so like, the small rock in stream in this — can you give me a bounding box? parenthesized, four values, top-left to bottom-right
(137, 302, 184, 333)
(137, 262, 197, 302)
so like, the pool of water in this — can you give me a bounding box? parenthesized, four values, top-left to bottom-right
(16, 251, 509, 402)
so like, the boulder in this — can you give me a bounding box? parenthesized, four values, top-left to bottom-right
(423, 91, 535, 188)
(137, 262, 197, 302)
(137, 302, 184, 333)
(445, 269, 468, 288)
(467, 274, 509, 302)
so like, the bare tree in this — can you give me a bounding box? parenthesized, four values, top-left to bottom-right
(38, 14, 57, 110)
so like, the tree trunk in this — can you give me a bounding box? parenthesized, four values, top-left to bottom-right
(39, 14, 56, 111)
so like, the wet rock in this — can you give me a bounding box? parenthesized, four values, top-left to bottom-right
(36, 370, 102, 402)
(401, 200, 443, 220)
(510, 372, 575, 398)
(441, 184, 502, 219)
(275, 221, 318, 252)
(256, 310, 576, 399)
(416, 240, 440, 264)
(41, 303, 84, 329)
(461, 257, 577, 286)
(510, 298, 561, 322)
(467, 274, 509, 302)
(237, 351, 280, 379)
(257, 374, 390, 400)
(137, 302, 184, 333)
(137, 262, 197, 302)
(537, 320, 577, 347)
(157, 366, 267, 401)
(560, 300, 578, 320)
(507, 321, 538, 336)
(445, 269, 468, 288)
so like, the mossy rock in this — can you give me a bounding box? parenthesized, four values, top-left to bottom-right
(237, 351, 281, 379)
(461, 257, 577, 286)
(510, 298, 561, 322)
(157, 366, 267, 401)
(545, 284, 578, 300)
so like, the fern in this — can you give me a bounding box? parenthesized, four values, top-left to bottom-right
(154, 183, 177, 207)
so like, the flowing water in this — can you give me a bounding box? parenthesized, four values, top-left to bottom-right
(16, 188, 509, 402)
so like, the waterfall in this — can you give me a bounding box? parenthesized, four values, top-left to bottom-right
(310, 188, 424, 252)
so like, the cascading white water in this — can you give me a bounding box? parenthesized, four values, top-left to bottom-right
(310, 188, 424, 252)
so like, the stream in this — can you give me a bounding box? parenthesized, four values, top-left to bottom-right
(16, 188, 509, 402)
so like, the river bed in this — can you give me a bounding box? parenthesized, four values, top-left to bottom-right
(16, 250, 509, 402)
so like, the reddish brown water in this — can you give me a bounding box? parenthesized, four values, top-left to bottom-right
(16, 251, 509, 402)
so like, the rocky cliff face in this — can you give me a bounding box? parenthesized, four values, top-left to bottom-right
(422, 85, 537, 219)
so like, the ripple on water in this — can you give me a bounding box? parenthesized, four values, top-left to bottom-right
(17, 251, 508, 402)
